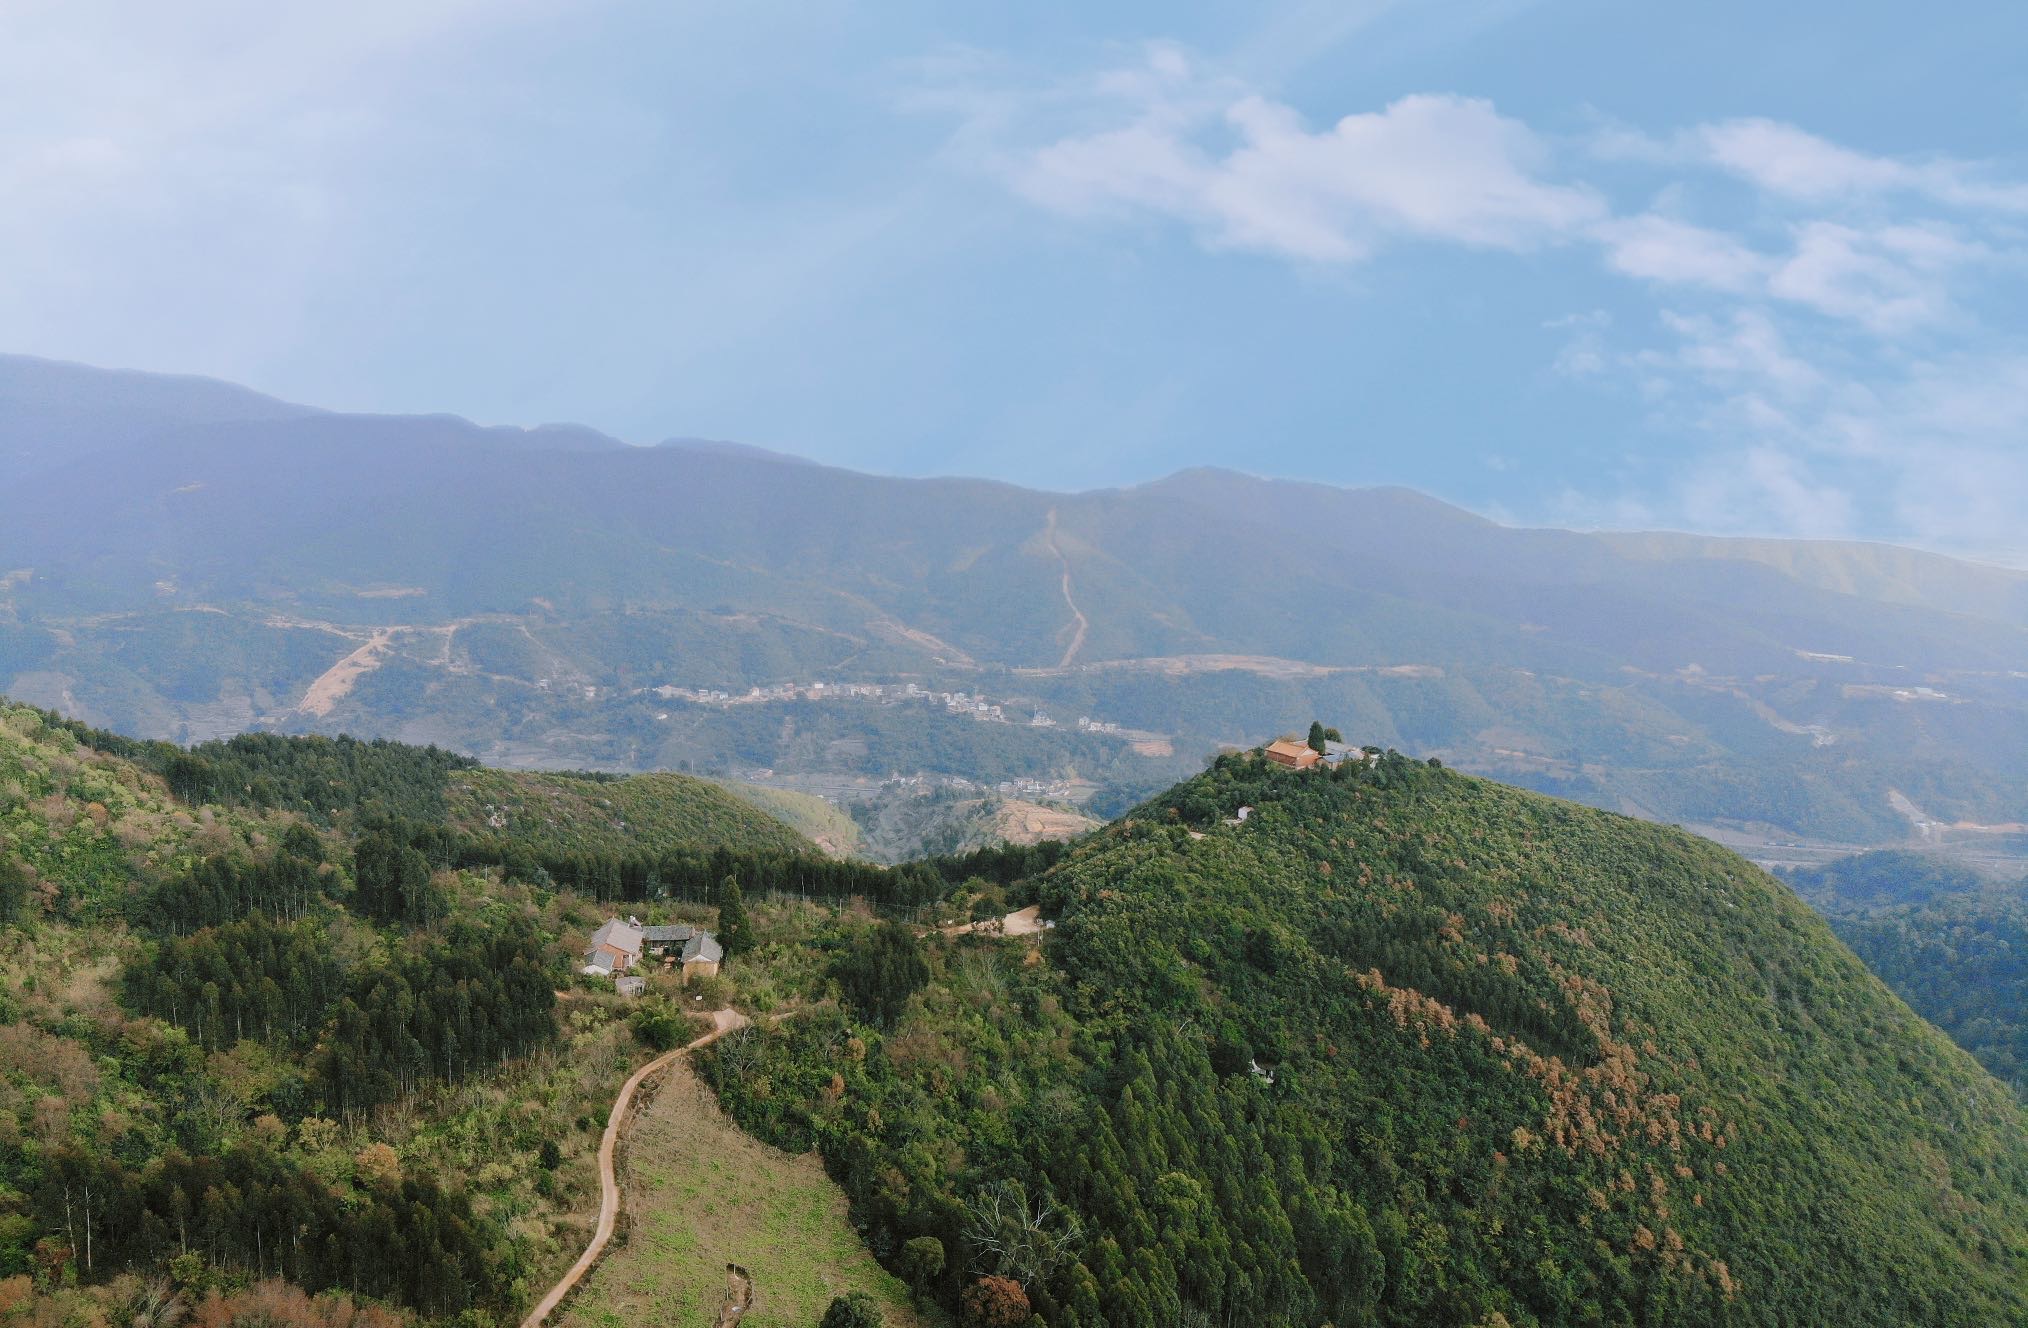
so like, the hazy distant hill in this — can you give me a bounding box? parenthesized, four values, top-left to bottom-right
(0, 351, 318, 475)
(1785, 849, 2028, 1099)
(4, 353, 2027, 843)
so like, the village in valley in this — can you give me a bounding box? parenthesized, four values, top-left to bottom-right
(649, 678, 1141, 738)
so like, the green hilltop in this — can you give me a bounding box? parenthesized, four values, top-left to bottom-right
(711, 750, 2028, 1326)
(445, 766, 818, 859)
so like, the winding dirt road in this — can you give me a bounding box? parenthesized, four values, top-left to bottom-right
(1040, 508, 1089, 670)
(521, 1007, 749, 1328)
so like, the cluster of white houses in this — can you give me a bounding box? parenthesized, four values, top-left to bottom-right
(583, 916, 724, 996)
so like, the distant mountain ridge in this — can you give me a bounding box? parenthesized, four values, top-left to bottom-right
(4, 352, 2027, 844)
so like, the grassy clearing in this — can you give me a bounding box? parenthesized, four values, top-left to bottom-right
(713, 779, 864, 858)
(447, 767, 816, 859)
(560, 1059, 923, 1328)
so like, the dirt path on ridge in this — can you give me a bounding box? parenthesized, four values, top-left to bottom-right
(713, 1265, 755, 1328)
(520, 1007, 750, 1328)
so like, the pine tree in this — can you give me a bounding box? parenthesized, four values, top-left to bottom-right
(718, 875, 755, 958)
(1306, 721, 1328, 754)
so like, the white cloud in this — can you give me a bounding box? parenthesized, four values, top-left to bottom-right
(929, 44, 2028, 556)
(1695, 119, 1910, 203)
(1612, 307, 2028, 558)
(1010, 51, 1603, 263)
(1545, 309, 1612, 377)
(1765, 220, 1983, 333)
(1696, 118, 2028, 213)
(1592, 214, 1768, 292)
(1676, 446, 1857, 540)
(960, 50, 2019, 349)
(1639, 309, 1826, 403)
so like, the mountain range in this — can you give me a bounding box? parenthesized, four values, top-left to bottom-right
(5, 351, 2028, 847)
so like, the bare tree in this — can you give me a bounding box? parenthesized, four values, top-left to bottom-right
(125, 1276, 188, 1328)
(962, 1179, 1083, 1289)
(714, 1025, 765, 1081)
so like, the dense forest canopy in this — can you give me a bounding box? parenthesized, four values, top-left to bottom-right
(709, 753, 2028, 1327)
(1780, 848, 1992, 913)
(0, 704, 543, 1312)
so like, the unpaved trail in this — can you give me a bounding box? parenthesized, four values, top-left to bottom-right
(297, 629, 397, 717)
(939, 904, 1047, 938)
(1040, 509, 1089, 669)
(521, 1007, 750, 1328)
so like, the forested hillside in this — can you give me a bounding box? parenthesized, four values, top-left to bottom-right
(709, 752, 2028, 1326)
(0, 703, 539, 1315)
(9, 684, 2028, 1326)
(0, 695, 1087, 1326)
(0, 697, 931, 1325)
(1786, 850, 2028, 1099)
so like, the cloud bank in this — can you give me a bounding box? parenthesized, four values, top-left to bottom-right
(931, 44, 2028, 562)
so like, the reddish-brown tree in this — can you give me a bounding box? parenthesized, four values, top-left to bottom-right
(959, 1275, 1030, 1328)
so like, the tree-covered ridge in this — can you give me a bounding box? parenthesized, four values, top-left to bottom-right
(446, 765, 817, 860)
(38, 712, 478, 826)
(0, 703, 535, 1311)
(40, 700, 821, 859)
(0, 702, 678, 1322)
(709, 752, 2028, 1327)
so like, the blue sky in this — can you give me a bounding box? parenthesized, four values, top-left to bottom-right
(7, 2, 2028, 559)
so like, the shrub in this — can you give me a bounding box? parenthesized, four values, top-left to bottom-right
(631, 1005, 686, 1051)
(818, 1290, 883, 1328)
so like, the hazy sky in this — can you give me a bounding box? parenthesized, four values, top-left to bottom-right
(7, 2, 2028, 559)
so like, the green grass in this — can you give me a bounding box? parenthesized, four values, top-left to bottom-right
(561, 1059, 924, 1328)
(712, 779, 865, 858)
